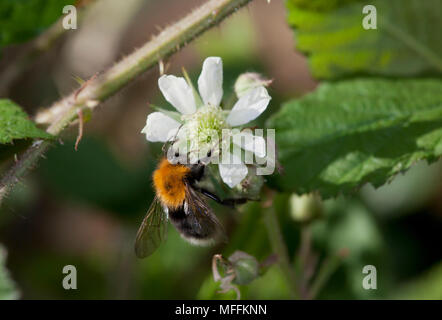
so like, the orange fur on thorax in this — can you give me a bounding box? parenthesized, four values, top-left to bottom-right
(153, 158, 190, 209)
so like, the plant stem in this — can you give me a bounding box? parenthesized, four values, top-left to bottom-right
(264, 206, 299, 299)
(0, 0, 254, 203)
(298, 226, 311, 270)
(35, 0, 253, 125)
(298, 225, 313, 299)
(308, 249, 348, 299)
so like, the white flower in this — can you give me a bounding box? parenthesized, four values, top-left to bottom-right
(141, 57, 271, 188)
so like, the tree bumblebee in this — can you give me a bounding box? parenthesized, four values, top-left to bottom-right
(135, 138, 247, 258)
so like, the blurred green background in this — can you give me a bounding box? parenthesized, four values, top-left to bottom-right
(0, 0, 441, 299)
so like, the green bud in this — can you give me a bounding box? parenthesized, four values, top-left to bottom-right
(229, 251, 259, 285)
(289, 192, 323, 223)
(234, 72, 272, 98)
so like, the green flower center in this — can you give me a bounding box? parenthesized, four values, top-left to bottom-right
(183, 105, 228, 149)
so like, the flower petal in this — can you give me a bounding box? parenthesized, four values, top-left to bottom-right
(198, 57, 223, 107)
(158, 75, 196, 114)
(226, 86, 271, 126)
(141, 112, 181, 142)
(218, 151, 248, 188)
(232, 131, 266, 158)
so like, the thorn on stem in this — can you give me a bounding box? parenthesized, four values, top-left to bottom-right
(158, 59, 168, 76)
(159, 60, 164, 75)
(74, 72, 98, 101)
(75, 108, 84, 151)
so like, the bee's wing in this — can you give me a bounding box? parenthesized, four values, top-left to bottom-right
(182, 184, 227, 244)
(135, 197, 168, 258)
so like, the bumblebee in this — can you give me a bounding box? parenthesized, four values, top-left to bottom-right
(135, 146, 246, 258)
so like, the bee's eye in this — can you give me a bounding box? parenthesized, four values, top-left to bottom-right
(207, 150, 211, 157)
(197, 159, 201, 164)
(175, 152, 179, 157)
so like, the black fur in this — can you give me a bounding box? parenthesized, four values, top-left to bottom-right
(168, 207, 215, 241)
(186, 163, 205, 184)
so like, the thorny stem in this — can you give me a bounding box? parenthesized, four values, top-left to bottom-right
(0, 0, 255, 204)
(264, 206, 299, 299)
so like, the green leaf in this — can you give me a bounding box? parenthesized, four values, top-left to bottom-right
(0, 0, 74, 48)
(0, 99, 52, 144)
(0, 245, 19, 300)
(266, 78, 442, 198)
(286, 0, 442, 79)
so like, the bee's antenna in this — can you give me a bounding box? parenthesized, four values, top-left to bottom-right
(162, 124, 184, 154)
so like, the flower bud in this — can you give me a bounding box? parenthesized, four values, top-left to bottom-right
(234, 72, 272, 98)
(289, 192, 322, 223)
(211, 251, 260, 299)
(229, 251, 259, 285)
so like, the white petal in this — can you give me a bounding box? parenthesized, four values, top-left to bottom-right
(198, 57, 223, 107)
(141, 112, 181, 142)
(218, 151, 248, 188)
(158, 75, 196, 115)
(232, 131, 266, 158)
(226, 86, 271, 126)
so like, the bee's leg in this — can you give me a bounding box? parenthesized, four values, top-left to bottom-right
(198, 188, 250, 208)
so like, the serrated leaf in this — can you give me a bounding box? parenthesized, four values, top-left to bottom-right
(0, 99, 52, 144)
(0, 0, 74, 49)
(266, 78, 442, 198)
(286, 0, 442, 79)
(0, 245, 19, 300)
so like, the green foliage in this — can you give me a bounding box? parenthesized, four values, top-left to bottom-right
(0, 0, 74, 49)
(39, 137, 155, 216)
(314, 199, 382, 262)
(361, 160, 441, 217)
(286, 0, 442, 79)
(390, 262, 442, 299)
(0, 245, 19, 300)
(0, 99, 52, 144)
(267, 78, 442, 198)
(196, 10, 258, 64)
(311, 197, 388, 299)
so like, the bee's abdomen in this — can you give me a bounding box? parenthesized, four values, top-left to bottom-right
(168, 207, 216, 245)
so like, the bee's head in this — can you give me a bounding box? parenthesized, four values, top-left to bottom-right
(188, 160, 205, 182)
(165, 147, 185, 165)
(165, 142, 214, 166)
